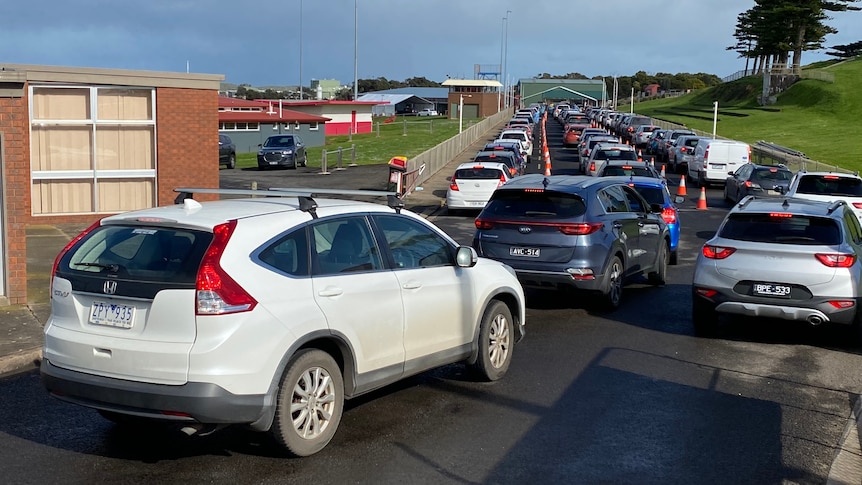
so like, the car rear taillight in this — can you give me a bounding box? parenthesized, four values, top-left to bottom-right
(661, 208, 677, 224)
(557, 222, 603, 235)
(51, 219, 103, 285)
(852, 203, 862, 209)
(589, 162, 596, 172)
(498, 175, 506, 188)
(704, 148, 710, 162)
(475, 219, 495, 230)
(815, 253, 856, 268)
(449, 175, 459, 191)
(695, 287, 719, 298)
(196, 220, 257, 315)
(702, 245, 736, 259)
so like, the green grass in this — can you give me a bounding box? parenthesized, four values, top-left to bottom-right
(236, 116, 480, 169)
(635, 58, 862, 171)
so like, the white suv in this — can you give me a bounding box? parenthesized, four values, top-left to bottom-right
(784, 171, 862, 222)
(41, 187, 526, 457)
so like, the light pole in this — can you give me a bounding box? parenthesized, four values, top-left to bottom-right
(503, 10, 511, 108)
(712, 101, 719, 138)
(353, 0, 358, 102)
(299, 0, 303, 100)
(498, 16, 506, 112)
(459, 94, 472, 133)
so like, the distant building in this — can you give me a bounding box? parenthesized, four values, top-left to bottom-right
(310, 79, 342, 100)
(643, 84, 661, 97)
(358, 87, 448, 116)
(441, 79, 504, 119)
(262, 100, 378, 136)
(218, 97, 330, 152)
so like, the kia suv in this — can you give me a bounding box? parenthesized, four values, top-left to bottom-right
(472, 175, 671, 309)
(41, 187, 526, 457)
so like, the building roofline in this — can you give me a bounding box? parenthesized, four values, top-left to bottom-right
(0, 63, 223, 90)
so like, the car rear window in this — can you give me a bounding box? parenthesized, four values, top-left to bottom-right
(752, 169, 793, 182)
(683, 138, 701, 147)
(602, 166, 654, 177)
(796, 175, 862, 196)
(455, 167, 505, 179)
(719, 213, 841, 245)
(631, 186, 666, 206)
(59, 225, 212, 283)
(483, 190, 587, 219)
(595, 149, 637, 161)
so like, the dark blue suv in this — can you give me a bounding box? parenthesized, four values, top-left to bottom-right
(472, 175, 671, 309)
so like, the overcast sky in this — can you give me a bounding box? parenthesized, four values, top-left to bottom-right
(2, 0, 859, 87)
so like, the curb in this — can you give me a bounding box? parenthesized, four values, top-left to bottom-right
(0, 347, 42, 377)
(827, 395, 862, 484)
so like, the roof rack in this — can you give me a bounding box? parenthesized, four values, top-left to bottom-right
(173, 187, 403, 219)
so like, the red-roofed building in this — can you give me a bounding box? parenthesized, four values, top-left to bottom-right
(255, 99, 378, 136)
(218, 97, 330, 153)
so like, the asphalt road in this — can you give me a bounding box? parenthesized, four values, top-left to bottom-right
(2, 117, 861, 484)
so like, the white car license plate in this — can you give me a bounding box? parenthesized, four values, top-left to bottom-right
(468, 201, 486, 207)
(710, 164, 726, 169)
(89, 301, 135, 329)
(510, 247, 540, 257)
(752, 283, 791, 298)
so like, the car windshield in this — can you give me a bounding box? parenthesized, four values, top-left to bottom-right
(455, 168, 504, 180)
(796, 175, 862, 196)
(264, 137, 295, 148)
(595, 149, 637, 161)
(483, 190, 587, 219)
(719, 213, 841, 245)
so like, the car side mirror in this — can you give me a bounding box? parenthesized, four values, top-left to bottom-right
(728, 171, 735, 176)
(674, 196, 685, 204)
(258, 144, 262, 147)
(775, 186, 786, 194)
(456, 246, 478, 268)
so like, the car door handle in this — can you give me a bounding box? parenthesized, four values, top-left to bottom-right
(317, 287, 343, 297)
(613, 222, 623, 229)
(638, 222, 646, 227)
(402, 280, 422, 290)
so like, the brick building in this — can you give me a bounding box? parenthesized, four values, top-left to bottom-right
(0, 63, 223, 304)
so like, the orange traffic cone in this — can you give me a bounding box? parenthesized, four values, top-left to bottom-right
(544, 150, 552, 176)
(677, 175, 687, 197)
(697, 186, 708, 210)
(660, 164, 666, 178)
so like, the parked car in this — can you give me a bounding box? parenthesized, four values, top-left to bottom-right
(563, 123, 590, 148)
(723, 163, 793, 204)
(659, 129, 696, 164)
(585, 143, 639, 177)
(41, 187, 527, 456)
(668, 135, 708, 174)
(483, 141, 527, 168)
(473, 150, 524, 177)
(692, 195, 862, 340)
(647, 129, 667, 156)
(446, 162, 512, 214)
(417, 108, 439, 117)
(257, 134, 307, 169)
(579, 135, 620, 170)
(219, 134, 236, 169)
(688, 139, 751, 187)
(498, 129, 533, 161)
(472, 175, 670, 309)
(632, 125, 660, 148)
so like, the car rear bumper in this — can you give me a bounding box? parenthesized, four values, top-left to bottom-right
(514, 269, 604, 292)
(692, 290, 860, 325)
(41, 358, 267, 425)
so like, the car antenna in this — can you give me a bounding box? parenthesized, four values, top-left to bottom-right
(543, 177, 549, 189)
(782, 198, 790, 209)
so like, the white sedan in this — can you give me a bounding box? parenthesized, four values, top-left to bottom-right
(417, 108, 439, 116)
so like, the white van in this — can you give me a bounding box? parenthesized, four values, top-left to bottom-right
(688, 139, 751, 186)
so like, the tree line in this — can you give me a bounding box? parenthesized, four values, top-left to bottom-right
(728, 0, 860, 74)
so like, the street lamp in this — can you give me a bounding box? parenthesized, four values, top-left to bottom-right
(712, 101, 719, 138)
(299, 0, 303, 100)
(353, 0, 358, 102)
(498, 16, 506, 112)
(459, 94, 472, 133)
(503, 10, 511, 108)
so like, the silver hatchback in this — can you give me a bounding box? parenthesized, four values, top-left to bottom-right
(692, 196, 862, 340)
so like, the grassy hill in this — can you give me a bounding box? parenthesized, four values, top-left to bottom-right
(635, 58, 861, 171)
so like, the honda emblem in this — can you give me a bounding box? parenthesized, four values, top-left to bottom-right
(103, 280, 117, 295)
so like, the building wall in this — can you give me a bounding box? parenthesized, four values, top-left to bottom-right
(221, 123, 326, 153)
(0, 92, 30, 303)
(446, 93, 500, 119)
(156, 88, 219, 205)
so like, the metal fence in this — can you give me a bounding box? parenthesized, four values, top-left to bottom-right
(406, 109, 514, 188)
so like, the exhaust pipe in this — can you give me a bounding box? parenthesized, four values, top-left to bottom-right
(807, 315, 824, 326)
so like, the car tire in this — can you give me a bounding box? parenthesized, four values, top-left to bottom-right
(599, 255, 624, 311)
(270, 349, 344, 457)
(669, 249, 678, 266)
(470, 300, 514, 381)
(723, 185, 732, 203)
(648, 243, 668, 286)
(692, 296, 718, 337)
(227, 153, 236, 169)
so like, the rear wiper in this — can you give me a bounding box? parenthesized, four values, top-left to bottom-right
(72, 262, 120, 272)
